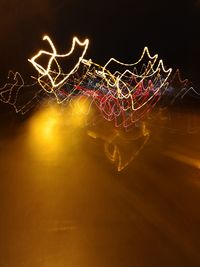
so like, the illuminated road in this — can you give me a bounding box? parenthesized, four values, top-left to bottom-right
(0, 103, 200, 267)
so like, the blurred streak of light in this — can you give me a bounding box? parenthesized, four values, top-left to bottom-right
(68, 97, 92, 127)
(2, 35, 198, 129)
(88, 122, 150, 171)
(28, 35, 172, 128)
(164, 151, 200, 169)
(28, 35, 89, 92)
(104, 122, 150, 171)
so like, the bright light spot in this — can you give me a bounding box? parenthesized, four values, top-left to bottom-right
(27, 104, 62, 160)
(26, 99, 91, 161)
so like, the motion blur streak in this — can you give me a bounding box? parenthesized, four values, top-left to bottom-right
(164, 150, 200, 169)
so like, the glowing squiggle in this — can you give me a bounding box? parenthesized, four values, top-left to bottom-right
(0, 35, 199, 127)
(28, 36, 89, 91)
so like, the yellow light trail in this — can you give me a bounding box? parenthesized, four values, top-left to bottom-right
(28, 35, 89, 91)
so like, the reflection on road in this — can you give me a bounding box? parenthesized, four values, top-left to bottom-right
(0, 103, 200, 266)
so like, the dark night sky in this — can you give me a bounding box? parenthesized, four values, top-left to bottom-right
(0, 0, 199, 85)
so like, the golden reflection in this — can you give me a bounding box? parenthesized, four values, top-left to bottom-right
(88, 121, 150, 171)
(27, 104, 63, 160)
(25, 95, 149, 170)
(105, 122, 149, 171)
(26, 98, 91, 161)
